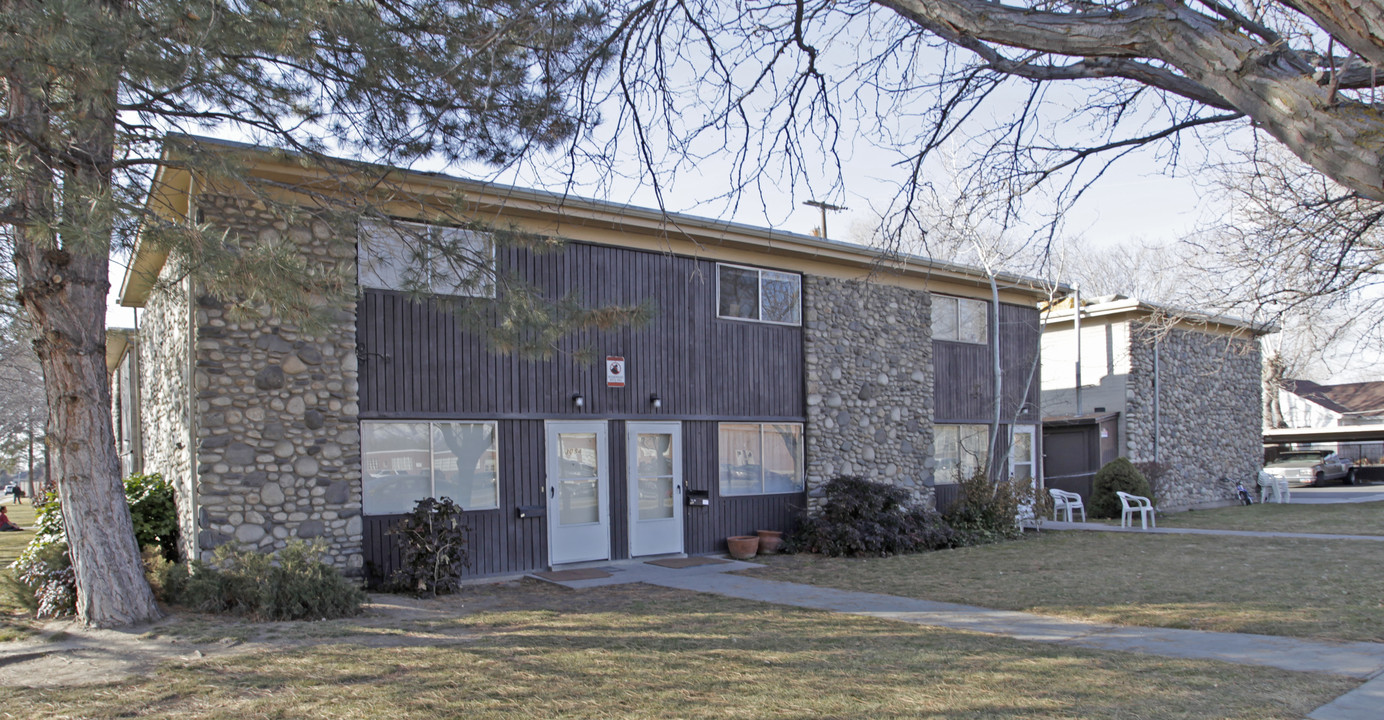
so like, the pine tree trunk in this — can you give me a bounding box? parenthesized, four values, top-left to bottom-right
(5, 0, 161, 626)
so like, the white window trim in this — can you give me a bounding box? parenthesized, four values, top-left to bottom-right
(932, 294, 989, 345)
(362, 419, 501, 514)
(718, 422, 805, 496)
(715, 262, 802, 326)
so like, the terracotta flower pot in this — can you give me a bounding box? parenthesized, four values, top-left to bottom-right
(726, 535, 760, 560)
(755, 530, 784, 554)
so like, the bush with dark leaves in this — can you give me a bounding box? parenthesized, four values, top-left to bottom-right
(788, 477, 961, 557)
(1090, 458, 1153, 519)
(390, 496, 470, 596)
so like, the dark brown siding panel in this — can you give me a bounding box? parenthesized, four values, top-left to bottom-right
(609, 420, 629, 561)
(933, 302, 1042, 424)
(681, 421, 803, 555)
(999, 303, 1042, 423)
(357, 242, 804, 419)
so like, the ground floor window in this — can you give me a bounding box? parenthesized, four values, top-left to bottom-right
(934, 424, 990, 485)
(719, 423, 804, 495)
(362, 420, 499, 514)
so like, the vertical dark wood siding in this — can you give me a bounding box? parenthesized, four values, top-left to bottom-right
(358, 242, 808, 581)
(363, 418, 804, 584)
(358, 242, 803, 419)
(681, 422, 803, 554)
(934, 302, 1041, 423)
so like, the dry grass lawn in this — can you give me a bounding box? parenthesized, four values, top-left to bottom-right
(745, 531, 1384, 643)
(0, 581, 1355, 719)
(1154, 501, 1384, 535)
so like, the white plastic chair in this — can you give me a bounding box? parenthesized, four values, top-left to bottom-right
(1048, 488, 1086, 522)
(1116, 491, 1156, 529)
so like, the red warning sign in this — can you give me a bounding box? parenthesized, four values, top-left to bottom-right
(606, 356, 626, 387)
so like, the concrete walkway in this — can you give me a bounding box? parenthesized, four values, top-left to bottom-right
(1038, 520, 1384, 541)
(537, 551, 1384, 720)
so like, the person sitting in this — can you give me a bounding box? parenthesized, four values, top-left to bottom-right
(0, 506, 21, 532)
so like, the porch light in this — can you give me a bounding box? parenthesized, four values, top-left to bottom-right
(650, 393, 662, 410)
(572, 393, 585, 409)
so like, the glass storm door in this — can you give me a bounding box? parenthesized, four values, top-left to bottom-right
(546, 421, 610, 565)
(627, 422, 683, 557)
(1010, 425, 1037, 484)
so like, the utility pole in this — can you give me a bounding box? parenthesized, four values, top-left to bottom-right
(802, 200, 847, 239)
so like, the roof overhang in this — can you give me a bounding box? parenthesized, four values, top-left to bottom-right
(105, 328, 136, 373)
(1041, 297, 1276, 337)
(1042, 412, 1120, 427)
(1263, 424, 1384, 444)
(117, 135, 1067, 308)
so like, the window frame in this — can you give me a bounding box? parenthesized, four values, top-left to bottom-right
(358, 219, 495, 298)
(361, 419, 501, 515)
(931, 294, 990, 345)
(932, 423, 991, 485)
(715, 263, 802, 325)
(717, 422, 805, 496)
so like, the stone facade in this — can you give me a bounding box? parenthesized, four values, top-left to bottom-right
(139, 267, 197, 562)
(803, 276, 936, 507)
(1126, 325, 1263, 510)
(143, 193, 364, 571)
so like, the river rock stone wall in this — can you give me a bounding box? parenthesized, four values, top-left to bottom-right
(139, 266, 197, 562)
(171, 193, 362, 571)
(1126, 325, 1263, 510)
(803, 276, 936, 508)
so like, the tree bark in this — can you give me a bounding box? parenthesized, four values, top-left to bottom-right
(5, 0, 161, 627)
(875, 0, 1384, 201)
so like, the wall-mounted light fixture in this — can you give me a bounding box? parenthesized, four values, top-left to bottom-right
(650, 393, 662, 410)
(572, 393, 585, 409)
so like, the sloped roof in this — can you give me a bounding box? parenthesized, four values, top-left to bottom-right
(1283, 379, 1384, 417)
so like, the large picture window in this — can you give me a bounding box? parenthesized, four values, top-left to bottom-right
(717, 264, 801, 324)
(362, 420, 500, 514)
(933, 424, 990, 485)
(358, 219, 494, 297)
(719, 423, 804, 495)
(932, 295, 988, 344)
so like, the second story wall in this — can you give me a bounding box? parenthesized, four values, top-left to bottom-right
(357, 240, 804, 420)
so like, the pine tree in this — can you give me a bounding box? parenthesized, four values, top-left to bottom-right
(1, 0, 614, 627)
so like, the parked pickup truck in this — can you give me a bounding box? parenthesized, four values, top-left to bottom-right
(1263, 450, 1356, 487)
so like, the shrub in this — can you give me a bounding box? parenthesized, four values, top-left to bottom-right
(942, 471, 1034, 543)
(788, 477, 960, 557)
(1132, 461, 1171, 506)
(164, 541, 364, 621)
(1090, 458, 1153, 518)
(7, 493, 76, 617)
(389, 497, 470, 596)
(125, 473, 180, 562)
(8, 474, 179, 618)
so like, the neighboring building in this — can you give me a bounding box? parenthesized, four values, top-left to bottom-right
(106, 328, 142, 479)
(1040, 295, 1271, 511)
(1270, 380, 1384, 461)
(1277, 380, 1384, 427)
(116, 136, 1052, 584)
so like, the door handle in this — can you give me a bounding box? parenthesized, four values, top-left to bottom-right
(549, 485, 555, 499)
(676, 484, 682, 493)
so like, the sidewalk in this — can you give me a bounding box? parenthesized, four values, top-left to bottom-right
(536, 555, 1384, 720)
(1036, 520, 1384, 541)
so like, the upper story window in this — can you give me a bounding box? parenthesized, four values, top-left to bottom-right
(932, 295, 988, 344)
(359, 219, 494, 297)
(717, 263, 801, 325)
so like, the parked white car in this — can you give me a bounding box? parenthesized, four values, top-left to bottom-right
(1263, 450, 1355, 487)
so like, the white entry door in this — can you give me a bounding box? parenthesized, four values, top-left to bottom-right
(1010, 425, 1037, 484)
(627, 422, 683, 557)
(546, 421, 610, 565)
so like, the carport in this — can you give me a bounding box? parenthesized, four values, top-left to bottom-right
(1264, 424, 1384, 483)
